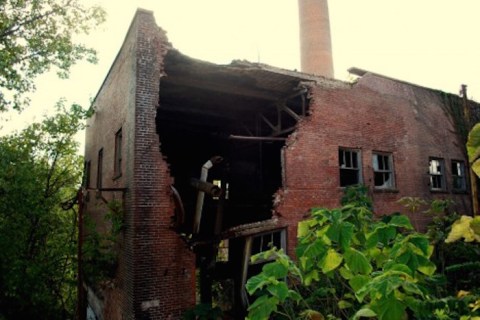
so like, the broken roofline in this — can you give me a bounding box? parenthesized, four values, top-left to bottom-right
(91, 8, 348, 107)
(349, 67, 477, 100)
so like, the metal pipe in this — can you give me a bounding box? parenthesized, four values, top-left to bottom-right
(193, 156, 223, 234)
(190, 178, 222, 197)
(229, 135, 287, 142)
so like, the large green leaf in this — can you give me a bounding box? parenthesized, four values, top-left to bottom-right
(339, 222, 355, 251)
(246, 274, 269, 295)
(263, 261, 289, 278)
(345, 248, 373, 275)
(468, 123, 480, 162)
(247, 295, 279, 320)
(388, 215, 413, 230)
(353, 308, 377, 319)
(373, 294, 406, 320)
(467, 123, 480, 177)
(318, 249, 343, 273)
(267, 282, 289, 301)
(298, 218, 315, 238)
(407, 235, 431, 256)
(349, 275, 371, 292)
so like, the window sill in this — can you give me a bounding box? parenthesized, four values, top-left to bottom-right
(430, 189, 448, 194)
(373, 188, 399, 193)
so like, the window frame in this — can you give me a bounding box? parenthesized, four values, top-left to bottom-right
(451, 160, 467, 192)
(114, 128, 123, 178)
(429, 157, 446, 191)
(339, 148, 363, 187)
(372, 152, 395, 190)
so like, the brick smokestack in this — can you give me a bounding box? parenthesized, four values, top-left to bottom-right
(298, 0, 334, 78)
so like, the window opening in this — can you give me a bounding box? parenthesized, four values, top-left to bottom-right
(339, 148, 362, 187)
(114, 128, 122, 178)
(84, 160, 91, 188)
(452, 160, 466, 191)
(372, 153, 394, 189)
(217, 239, 229, 262)
(212, 179, 221, 200)
(429, 158, 445, 191)
(97, 148, 103, 190)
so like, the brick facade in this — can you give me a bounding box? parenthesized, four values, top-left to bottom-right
(276, 75, 471, 255)
(82, 9, 195, 320)
(81, 9, 475, 319)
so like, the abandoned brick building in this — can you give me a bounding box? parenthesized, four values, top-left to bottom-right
(79, 3, 479, 320)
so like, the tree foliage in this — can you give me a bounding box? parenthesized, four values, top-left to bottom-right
(0, 0, 105, 111)
(467, 123, 480, 178)
(0, 101, 90, 319)
(246, 187, 480, 320)
(246, 186, 437, 320)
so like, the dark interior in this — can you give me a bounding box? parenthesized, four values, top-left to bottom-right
(156, 50, 312, 235)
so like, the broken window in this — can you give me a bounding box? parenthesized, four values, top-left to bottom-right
(250, 230, 284, 257)
(339, 148, 362, 187)
(114, 128, 122, 178)
(372, 152, 394, 189)
(429, 158, 445, 191)
(451, 160, 466, 192)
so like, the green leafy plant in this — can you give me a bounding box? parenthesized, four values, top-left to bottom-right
(182, 303, 223, 320)
(82, 199, 124, 285)
(246, 187, 436, 320)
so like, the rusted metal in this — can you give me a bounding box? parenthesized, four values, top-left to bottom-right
(229, 135, 286, 142)
(193, 156, 223, 234)
(190, 178, 222, 197)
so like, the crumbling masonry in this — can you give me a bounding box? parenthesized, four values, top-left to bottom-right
(80, 9, 478, 320)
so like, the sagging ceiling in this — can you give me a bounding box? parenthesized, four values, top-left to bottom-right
(156, 49, 315, 232)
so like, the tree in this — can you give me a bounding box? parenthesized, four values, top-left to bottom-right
(0, 101, 90, 319)
(0, 0, 105, 111)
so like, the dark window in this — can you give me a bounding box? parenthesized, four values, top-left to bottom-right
(114, 128, 122, 177)
(339, 148, 362, 187)
(97, 148, 103, 190)
(84, 160, 91, 188)
(429, 158, 445, 191)
(452, 160, 466, 191)
(372, 153, 395, 189)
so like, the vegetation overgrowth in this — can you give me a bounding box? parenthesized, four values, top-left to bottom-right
(246, 186, 480, 320)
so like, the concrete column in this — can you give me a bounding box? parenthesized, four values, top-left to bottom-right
(298, 0, 334, 78)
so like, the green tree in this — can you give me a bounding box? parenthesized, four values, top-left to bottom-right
(0, 101, 90, 319)
(0, 0, 105, 111)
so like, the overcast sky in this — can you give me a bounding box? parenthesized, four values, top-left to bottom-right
(3, 0, 480, 136)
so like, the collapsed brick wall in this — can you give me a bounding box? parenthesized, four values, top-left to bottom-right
(131, 10, 195, 319)
(276, 74, 471, 255)
(83, 9, 195, 320)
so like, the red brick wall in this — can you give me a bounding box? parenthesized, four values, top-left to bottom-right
(276, 74, 471, 255)
(83, 6, 138, 318)
(131, 10, 195, 319)
(83, 9, 195, 320)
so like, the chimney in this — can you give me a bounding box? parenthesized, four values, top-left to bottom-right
(298, 0, 334, 78)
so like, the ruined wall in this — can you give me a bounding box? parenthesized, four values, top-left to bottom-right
(131, 10, 196, 319)
(83, 9, 195, 320)
(277, 74, 471, 255)
(83, 6, 138, 318)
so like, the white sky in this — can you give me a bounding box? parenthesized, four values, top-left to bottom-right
(2, 0, 480, 137)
